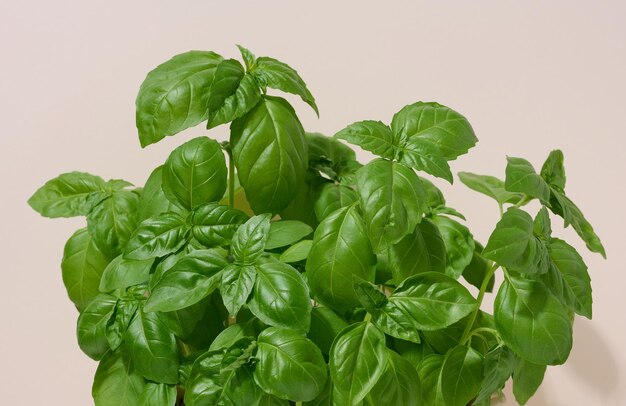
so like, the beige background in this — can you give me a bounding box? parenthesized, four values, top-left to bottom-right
(2, 0, 625, 404)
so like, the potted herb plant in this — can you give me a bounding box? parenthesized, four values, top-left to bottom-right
(29, 45, 605, 406)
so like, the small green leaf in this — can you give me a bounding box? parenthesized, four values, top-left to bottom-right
(162, 136, 227, 210)
(124, 212, 190, 260)
(494, 275, 572, 365)
(136, 166, 185, 223)
(354, 281, 388, 314)
(208, 74, 262, 128)
(399, 140, 453, 182)
(540, 149, 566, 191)
(231, 214, 272, 265)
(138, 382, 177, 406)
(237, 44, 257, 70)
(248, 260, 312, 332)
(106, 300, 137, 351)
(145, 249, 228, 312)
(330, 322, 388, 404)
(265, 220, 313, 250)
(253, 56, 318, 115)
(92, 349, 145, 406)
(431, 215, 475, 279)
(458, 172, 523, 206)
(100, 256, 153, 292)
(313, 183, 358, 221)
(512, 359, 547, 405)
(420, 176, 446, 208)
(191, 203, 248, 247)
(61, 228, 110, 312)
(334, 120, 396, 159)
(505, 157, 551, 203)
(254, 327, 327, 402)
(221, 264, 257, 316)
(206, 59, 245, 126)
(474, 346, 517, 403)
(306, 132, 359, 181)
(533, 206, 552, 240)
(87, 190, 139, 257)
(126, 307, 179, 384)
(28, 172, 108, 218)
(279, 239, 313, 263)
(135, 51, 223, 147)
(76, 294, 117, 360)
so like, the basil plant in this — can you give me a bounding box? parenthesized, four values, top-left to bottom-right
(29, 45, 605, 406)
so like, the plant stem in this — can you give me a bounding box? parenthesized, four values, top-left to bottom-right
(227, 147, 235, 208)
(363, 312, 372, 322)
(460, 262, 499, 345)
(295, 402, 302, 406)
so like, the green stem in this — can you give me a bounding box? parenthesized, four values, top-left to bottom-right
(363, 312, 372, 322)
(295, 402, 302, 406)
(227, 148, 235, 208)
(460, 262, 499, 345)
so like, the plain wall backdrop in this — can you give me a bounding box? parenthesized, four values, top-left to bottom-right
(1, 1, 625, 404)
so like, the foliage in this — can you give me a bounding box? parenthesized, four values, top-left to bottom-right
(29, 45, 605, 406)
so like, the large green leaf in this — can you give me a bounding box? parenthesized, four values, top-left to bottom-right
(458, 172, 523, 207)
(99, 256, 153, 292)
(417, 345, 483, 406)
(136, 51, 223, 147)
(265, 220, 313, 250)
(137, 166, 184, 222)
(231, 214, 272, 265)
(391, 101, 477, 160)
(313, 183, 358, 222)
(231, 96, 308, 214)
(505, 157, 551, 203)
(494, 275, 572, 365)
(220, 264, 256, 316)
(363, 351, 420, 406)
(124, 212, 190, 260)
(512, 359, 547, 405)
(28, 172, 108, 218)
(77, 294, 117, 360)
(126, 308, 179, 384)
(307, 307, 348, 355)
(543, 238, 592, 318)
(248, 260, 311, 332)
(356, 159, 426, 251)
(431, 215, 475, 279)
(474, 346, 517, 403)
(92, 349, 145, 406)
(61, 228, 110, 311)
(162, 136, 227, 210)
(334, 120, 396, 159)
(145, 249, 228, 312)
(87, 190, 139, 257)
(329, 322, 388, 404)
(254, 327, 327, 402)
(191, 203, 248, 247)
(306, 205, 376, 313)
(483, 208, 545, 274)
(252, 56, 318, 115)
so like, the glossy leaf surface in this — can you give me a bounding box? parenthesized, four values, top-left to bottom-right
(192, 203, 248, 247)
(76, 294, 117, 360)
(92, 350, 145, 406)
(124, 212, 190, 260)
(505, 157, 551, 203)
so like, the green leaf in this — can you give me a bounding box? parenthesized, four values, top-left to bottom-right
(494, 275, 572, 365)
(206, 59, 245, 126)
(431, 215, 475, 279)
(399, 140, 453, 182)
(126, 307, 179, 384)
(137, 166, 185, 223)
(135, 50, 223, 147)
(334, 120, 396, 159)
(230, 96, 308, 214)
(313, 183, 358, 221)
(307, 307, 348, 355)
(279, 172, 329, 227)
(265, 220, 313, 250)
(191, 203, 248, 247)
(28, 172, 108, 218)
(162, 136, 227, 210)
(253, 56, 318, 115)
(356, 159, 426, 251)
(237, 44, 257, 71)
(543, 238, 592, 318)
(306, 132, 359, 181)
(231, 214, 272, 265)
(77, 294, 117, 360)
(505, 157, 551, 203)
(209, 319, 260, 352)
(106, 300, 138, 351)
(259, 393, 290, 405)
(458, 172, 523, 206)
(330, 322, 388, 404)
(354, 281, 388, 314)
(124, 212, 190, 260)
(279, 239, 313, 263)
(461, 243, 495, 293)
(92, 349, 145, 406)
(254, 327, 327, 402)
(417, 345, 483, 406)
(221, 264, 256, 316)
(363, 351, 421, 406)
(549, 189, 606, 258)
(373, 272, 476, 335)
(248, 260, 312, 332)
(61, 228, 110, 311)
(87, 190, 139, 257)
(145, 249, 228, 312)
(391, 101, 477, 160)
(474, 346, 517, 403)
(306, 205, 376, 313)
(512, 359, 546, 405)
(139, 382, 177, 406)
(208, 74, 262, 128)
(533, 206, 552, 240)
(483, 208, 545, 274)
(540, 149, 566, 191)
(100, 255, 153, 292)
